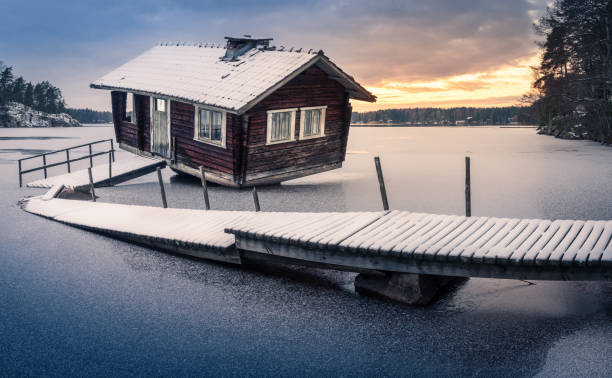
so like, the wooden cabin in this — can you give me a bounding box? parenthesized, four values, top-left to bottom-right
(91, 36, 376, 187)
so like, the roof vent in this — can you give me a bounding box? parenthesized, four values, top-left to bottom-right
(222, 36, 273, 61)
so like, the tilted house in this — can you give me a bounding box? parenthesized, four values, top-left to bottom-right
(91, 36, 376, 187)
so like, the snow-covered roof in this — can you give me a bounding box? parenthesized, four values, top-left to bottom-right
(90, 43, 376, 114)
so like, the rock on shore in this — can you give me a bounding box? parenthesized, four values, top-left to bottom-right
(0, 102, 81, 128)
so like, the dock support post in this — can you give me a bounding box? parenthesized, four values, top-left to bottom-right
(355, 272, 459, 305)
(18, 160, 22, 187)
(66, 150, 71, 173)
(252, 186, 261, 212)
(156, 167, 167, 208)
(465, 156, 471, 217)
(42, 154, 47, 178)
(108, 151, 112, 186)
(110, 139, 115, 162)
(199, 166, 210, 210)
(87, 167, 96, 202)
(374, 156, 389, 211)
(88, 144, 93, 167)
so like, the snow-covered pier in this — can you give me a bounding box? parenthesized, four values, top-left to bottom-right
(227, 211, 612, 282)
(22, 195, 612, 284)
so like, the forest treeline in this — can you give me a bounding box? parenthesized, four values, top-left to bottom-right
(65, 108, 112, 123)
(1, 60, 112, 123)
(0, 61, 67, 114)
(351, 106, 537, 125)
(528, 0, 612, 142)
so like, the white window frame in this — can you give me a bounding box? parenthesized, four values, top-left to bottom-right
(130, 93, 137, 125)
(299, 106, 327, 140)
(193, 105, 227, 149)
(266, 108, 297, 145)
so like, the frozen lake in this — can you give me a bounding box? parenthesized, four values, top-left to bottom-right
(1, 125, 611, 376)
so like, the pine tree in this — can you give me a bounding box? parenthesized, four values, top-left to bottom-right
(11, 77, 26, 104)
(0, 61, 68, 114)
(23, 83, 34, 107)
(0, 66, 14, 105)
(32, 82, 46, 111)
(532, 0, 612, 142)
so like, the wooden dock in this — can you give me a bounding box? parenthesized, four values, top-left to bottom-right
(22, 197, 254, 264)
(26, 156, 166, 191)
(226, 211, 612, 281)
(21, 196, 612, 281)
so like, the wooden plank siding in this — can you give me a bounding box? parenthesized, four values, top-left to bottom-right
(111, 91, 126, 142)
(114, 93, 151, 153)
(135, 94, 150, 152)
(119, 120, 139, 147)
(244, 66, 349, 177)
(170, 101, 235, 176)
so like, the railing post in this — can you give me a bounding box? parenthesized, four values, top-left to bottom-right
(42, 154, 47, 178)
(373, 156, 389, 211)
(18, 160, 22, 187)
(156, 167, 167, 208)
(252, 186, 261, 212)
(88, 167, 96, 202)
(108, 151, 112, 186)
(88, 144, 93, 167)
(66, 150, 71, 173)
(199, 166, 210, 210)
(110, 139, 115, 162)
(465, 156, 471, 217)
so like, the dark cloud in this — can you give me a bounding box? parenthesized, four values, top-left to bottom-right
(254, 0, 548, 84)
(1, 0, 549, 109)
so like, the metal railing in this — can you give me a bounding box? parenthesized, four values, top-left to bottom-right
(18, 139, 115, 187)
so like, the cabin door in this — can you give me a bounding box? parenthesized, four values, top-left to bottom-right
(151, 97, 170, 158)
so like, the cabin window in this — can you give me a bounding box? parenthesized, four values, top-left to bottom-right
(266, 108, 297, 145)
(125, 93, 137, 124)
(299, 106, 327, 139)
(194, 106, 226, 148)
(155, 98, 166, 112)
(118, 92, 137, 124)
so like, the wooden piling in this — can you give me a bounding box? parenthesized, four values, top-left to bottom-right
(374, 156, 389, 211)
(156, 167, 167, 208)
(87, 167, 96, 202)
(66, 150, 71, 173)
(108, 151, 112, 186)
(252, 186, 261, 212)
(88, 144, 93, 167)
(199, 166, 210, 210)
(18, 160, 22, 187)
(42, 154, 47, 178)
(465, 156, 471, 217)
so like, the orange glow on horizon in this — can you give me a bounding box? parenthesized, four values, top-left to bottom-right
(352, 55, 538, 111)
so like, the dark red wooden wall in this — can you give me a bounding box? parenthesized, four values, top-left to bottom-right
(170, 101, 236, 176)
(243, 65, 350, 176)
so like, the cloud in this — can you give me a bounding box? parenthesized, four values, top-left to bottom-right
(1, 0, 549, 110)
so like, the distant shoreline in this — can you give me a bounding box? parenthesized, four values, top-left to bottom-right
(350, 124, 537, 128)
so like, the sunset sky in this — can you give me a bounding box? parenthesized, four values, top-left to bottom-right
(0, 0, 549, 112)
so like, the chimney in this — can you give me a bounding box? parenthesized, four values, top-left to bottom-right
(222, 35, 273, 61)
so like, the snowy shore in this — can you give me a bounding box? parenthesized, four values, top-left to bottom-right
(0, 102, 81, 128)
